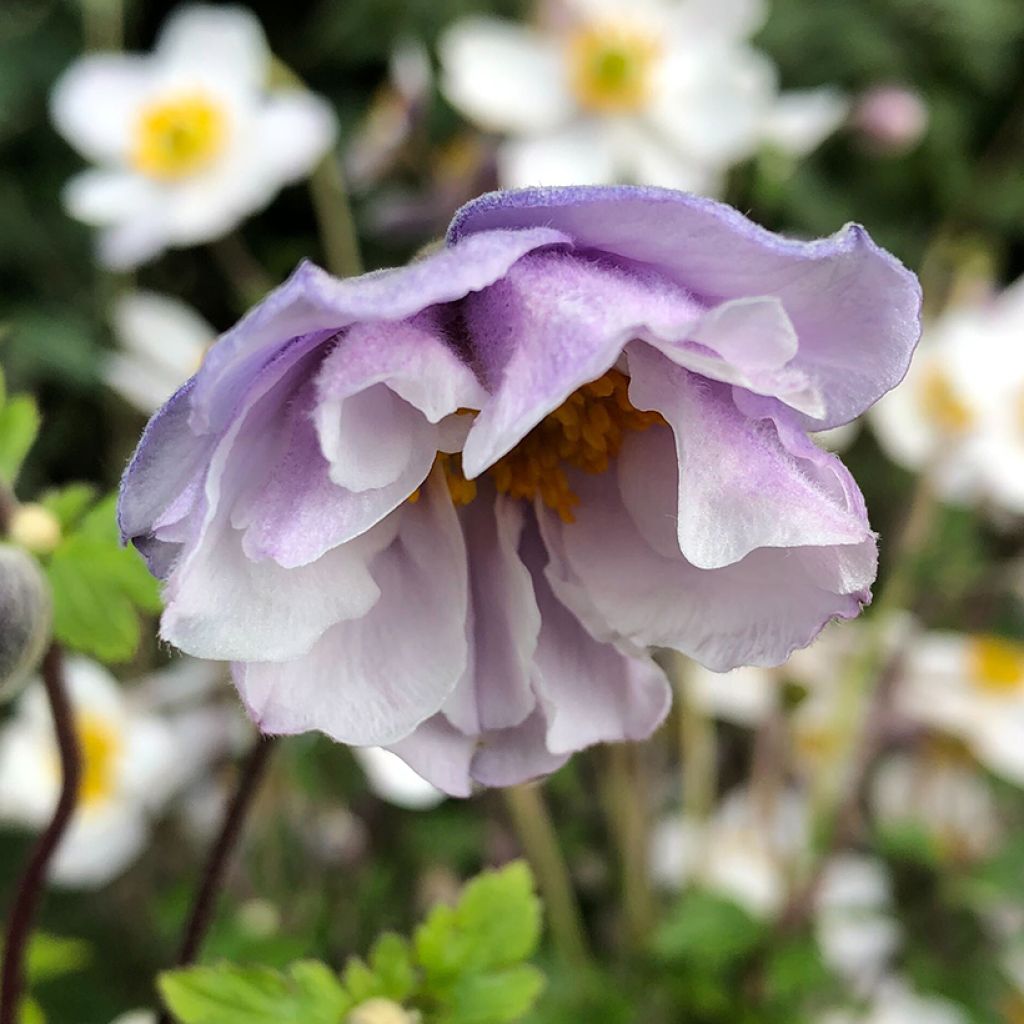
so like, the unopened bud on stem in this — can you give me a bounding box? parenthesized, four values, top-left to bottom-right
(0, 544, 52, 700)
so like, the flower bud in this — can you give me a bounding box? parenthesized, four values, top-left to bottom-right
(9, 502, 62, 555)
(853, 85, 928, 155)
(0, 543, 52, 700)
(348, 998, 420, 1024)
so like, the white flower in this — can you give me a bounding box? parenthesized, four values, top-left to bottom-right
(110, 1012, 156, 1024)
(438, 0, 846, 193)
(650, 785, 808, 918)
(51, 4, 337, 269)
(815, 854, 900, 997)
(353, 746, 445, 810)
(106, 290, 214, 414)
(897, 632, 1024, 785)
(686, 663, 778, 727)
(869, 278, 1024, 515)
(871, 750, 1000, 863)
(819, 978, 969, 1024)
(0, 657, 223, 887)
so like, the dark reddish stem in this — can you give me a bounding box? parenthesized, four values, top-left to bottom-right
(0, 645, 80, 1024)
(155, 734, 275, 1024)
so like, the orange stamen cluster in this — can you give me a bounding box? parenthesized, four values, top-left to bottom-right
(408, 452, 477, 507)
(489, 369, 664, 523)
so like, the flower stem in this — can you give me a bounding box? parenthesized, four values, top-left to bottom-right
(210, 234, 276, 311)
(602, 744, 654, 954)
(155, 735, 275, 1024)
(673, 654, 717, 822)
(503, 783, 593, 970)
(82, 0, 123, 51)
(0, 645, 80, 1024)
(309, 154, 364, 279)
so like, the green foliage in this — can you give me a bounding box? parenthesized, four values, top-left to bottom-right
(0, 366, 40, 484)
(25, 933, 92, 983)
(44, 492, 161, 662)
(652, 889, 765, 973)
(161, 863, 544, 1024)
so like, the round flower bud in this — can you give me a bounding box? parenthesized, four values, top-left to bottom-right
(0, 543, 52, 700)
(9, 502, 62, 555)
(348, 998, 420, 1024)
(853, 85, 928, 155)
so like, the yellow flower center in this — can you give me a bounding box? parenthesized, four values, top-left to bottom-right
(968, 635, 1024, 695)
(567, 23, 660, 113)
(919, 365, 973, 435)
(76, 713, 122, 807)
(132, 92, 227, 180)
(412, 370, 664, 522)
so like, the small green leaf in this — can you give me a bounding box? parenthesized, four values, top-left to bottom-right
(652, 889, 766, 972)
(25, 932, 91, 983)
(159, 960, 350, 1024)
(440, 965, 545, 1024)
(0, 394, 41, 484)
(368, 934, 416, 1002)
(40, 484, 98, 533)
(46, 494, 161, 663)
(18, 997, 45, 1024)
(415, 863, 541, 983)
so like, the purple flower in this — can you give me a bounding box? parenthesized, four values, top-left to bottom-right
(119, 186, 921, 795)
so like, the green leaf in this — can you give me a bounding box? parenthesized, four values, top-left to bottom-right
(25, 932, 91, 983)
(441, 965, 545, 1024)
(416, 863, 541, 982)
(0, 393, 40, 484)
(46, 493, 161, 663)
(18, 998, 44, 1024)
(159, 960, 351, 1024)
(652, 889, 766, 973)
(342, 934, 417, 1005)
(40, 484, 97, 532)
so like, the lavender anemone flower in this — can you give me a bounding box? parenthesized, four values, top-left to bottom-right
(119, 186, 921, 795)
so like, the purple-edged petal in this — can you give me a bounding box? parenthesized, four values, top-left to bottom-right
(627, 344, 872, 570)
(190, 226, 572, 435)
(522, 522, 671, 753)
(443, 493, 540, 735)
(449, 186, 921, 429)
(539, 432, 876, 671)
(235, 469, 469, 745)
(470, 710, 570, 789)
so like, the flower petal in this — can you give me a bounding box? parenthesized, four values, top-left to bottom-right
(498, 124, 616, 189)
(255, 91, 338, 182)
(439, 17, 573, 134)
(627, 344, 871, 569)
(234, 470, 468, 745)
(449, 186, 921, 429)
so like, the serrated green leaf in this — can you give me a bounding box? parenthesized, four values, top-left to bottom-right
(440, 965, 545, 1024)
(367, 933, 416, 1002)
(159, 960, 350, 1024)
(0, 393, 40, 484)
(45, 493, 161, 663)
(40, 484, 97, 532)
(416, 863, 540, 984)
(342, 957, 382, 1005)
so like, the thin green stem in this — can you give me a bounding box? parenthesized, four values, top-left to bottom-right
(82, 0, 123, 51)
(672, 653, 717, 823)
(210, 234, 276, 311)
(602, 744, 654, 953)
(503, 784, 593, 970)
(308, 155, 364, 279)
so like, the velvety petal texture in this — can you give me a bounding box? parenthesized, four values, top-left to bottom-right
(120, 184, 920, 796)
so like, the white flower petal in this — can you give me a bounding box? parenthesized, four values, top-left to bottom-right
(353, 747, 445, 810)
(763, 88, 849, 157)
(256, 91, 338, 183)
(439, 17, 574, 134)
(498, 123, 615, 188)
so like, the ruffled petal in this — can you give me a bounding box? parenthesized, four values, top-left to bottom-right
(234, 469, 468, 745)
(540, 430, 876, 671)
(627, 344, 871, 569)
(449, 186, 921, 430)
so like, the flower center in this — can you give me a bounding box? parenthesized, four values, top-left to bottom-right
(416, 370, 664, 521)
(69, 713, 123, 808)
(968, 635, 1024, 695)
(566, 23, 660, 113)
(132, 92, 227, 180)
(918, 365, 973, 435)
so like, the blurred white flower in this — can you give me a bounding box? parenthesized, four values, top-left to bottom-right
(869, 278, 1024, 515)
(109, 1013, 156, 1024)
(815, 854, 900, 997)
(106, 290, 214, 414)
(51, 4, 337, 268)
(871, 749, 1000, 863)
(686, 663, 778, 727)
(439, 0, 846, 192)
(353, 746, 445, 810)
(0, 657, 229, 887)
(897, 632, 1024, 785)
(650, 786, 808, 918)
(820, 978, 969, 1024)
